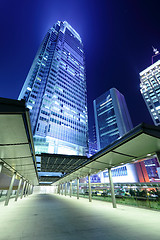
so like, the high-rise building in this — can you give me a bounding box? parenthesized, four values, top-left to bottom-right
(93, 88, 133, 150)
(88, 124, 97, 156)
(93, 88, 137, 184)
(19, 21, 88, 156)
(140, 60, 160, 126)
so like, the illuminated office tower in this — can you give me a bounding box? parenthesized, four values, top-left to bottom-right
(93, 88, 133, 150)
(19, 21, 88, 156)
(140, 60, 160, 126)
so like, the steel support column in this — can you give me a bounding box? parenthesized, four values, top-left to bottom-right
(88, 174, 92, 202)
(58, 184, 60, 195)
(31, 185, 34, 194)
(77, 177, 79, 199)
(15, 177, 22, 201)
(4, 172, 16, 206)
(70, 181, 72, 198)
(156, 152, 160, 164)
(27, 183, 30, 196)
(65, 183, 67, 196)
(0, 162, 3, 173)
(21, 180, 26, 199)
(28, 184, 31, 195)
(108, 168, 116, 208)
(62, 184, 63, 195)
(24, 182, 28, 197)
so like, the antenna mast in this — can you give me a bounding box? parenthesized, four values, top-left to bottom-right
(152, 46, 160, 64)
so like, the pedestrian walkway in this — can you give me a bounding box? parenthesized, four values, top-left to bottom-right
(0, 193, 160, 240)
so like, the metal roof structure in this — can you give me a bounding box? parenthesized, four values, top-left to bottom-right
(40, 153, 88, 174)
(39, 176, 61, 183)
(53, 123, 160, 185)
(0, 98, 38, 185)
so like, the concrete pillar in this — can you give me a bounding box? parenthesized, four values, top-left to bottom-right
(4, 172, 16, 206)
(77, 177, 79, 199)
(0, 162, 3, 173)
(21, 180, 26, 199)
(70, 181, 72, 197)
(88, 174, 92, 202)
(15, 177, 22, 201)
(65, 183, 67, 196)
(108, 168, 116, 208)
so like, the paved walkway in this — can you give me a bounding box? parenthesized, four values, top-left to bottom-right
(0, 193, 160, 240)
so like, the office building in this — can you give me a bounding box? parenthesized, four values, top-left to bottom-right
(88, 124, 97, 156)
(93, 88, 133, 150)
(19, 21, 88, 156)
(140, 60, 160, 126)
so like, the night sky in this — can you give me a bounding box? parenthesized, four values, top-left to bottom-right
(1, 0, 160, 140)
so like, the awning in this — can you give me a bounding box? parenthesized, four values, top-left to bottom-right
(39, 153, 88, 183)
(0, 98, 38, 185)
(53, 123, 160, 184)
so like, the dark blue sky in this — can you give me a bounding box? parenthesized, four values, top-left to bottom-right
(0, 0, 160, 139)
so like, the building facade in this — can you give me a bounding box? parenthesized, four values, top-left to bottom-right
(93, 88, 133, 150)
(19, 21, 88, 156)
(140, 60, 160, 126)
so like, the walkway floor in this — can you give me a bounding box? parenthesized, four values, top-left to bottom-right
(0, 193, 160, 240)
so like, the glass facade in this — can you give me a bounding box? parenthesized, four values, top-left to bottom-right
(93, 88, 133, 150)
(19, 21, 88, 157)
(140, 60, 160, 125)
(93, 88, 135, 183)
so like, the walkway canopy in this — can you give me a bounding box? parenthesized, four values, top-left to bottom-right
(0, 98, 38, 185)
(53, 123, 160, 184)
(39, 153, 88, 183)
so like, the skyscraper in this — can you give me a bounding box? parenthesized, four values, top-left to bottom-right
(19, 21, 88, 156)
(140, 60, 160, 126)
(93, 88, 137, 184)
(93, 88, 133, 150)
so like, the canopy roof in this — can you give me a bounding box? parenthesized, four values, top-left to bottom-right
(0, 98, 38, 185)
(53, 123, 160, 185)
(40, 153, 88, 174)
